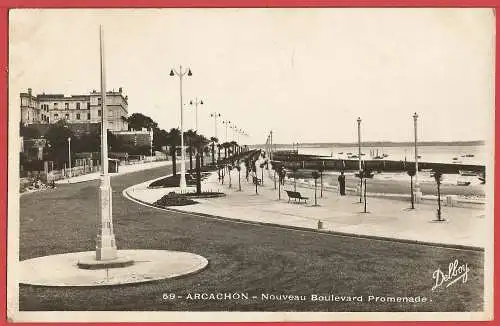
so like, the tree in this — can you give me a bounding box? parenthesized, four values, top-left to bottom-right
(166, 128, 180, 176)
(235, 162, 242, 191)
(291, 163, 299, 191)
(312, 170, 320, 206)
(222, 142, 230, 160)
(44, 120, 74, 168)
(227, 164, 233, 188)
(433, 170, 444, 221)
(127, 113, 158, 131)
(360, 168, 373, 213)
(195, 133, 209, 167)
(407, 168, 416, 209)
(184, 129, 197, 171)
(20, 123, 41, 139)
(153, 128, 169, 152)
(319, 166, 324, 198)
(217, 144, 222, 163)
(230, 141, 238, 159)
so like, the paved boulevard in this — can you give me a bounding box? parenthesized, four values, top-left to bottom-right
(19, 165, 483, 312)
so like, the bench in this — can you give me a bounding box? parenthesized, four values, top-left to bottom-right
(253, 176, 262, 185)
(285, 190, 309, 203)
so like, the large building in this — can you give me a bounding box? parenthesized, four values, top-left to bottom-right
(20, 87, 129, 131)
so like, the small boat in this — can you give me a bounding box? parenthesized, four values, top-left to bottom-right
(478, 176, 485, 184)
(417, 155, 422, 159)
(349, 155, 358, 159)
(459, 170, 478, 176)
(361, 153, 366, 156)
(382, 154, 389, 157)
(452, 157, 458, 160)
(465, 154, 475, 158)
(338, 152, 344, 154)
(373, 155, 384, 159)
(346, 152, 352, 155)
(457, 180, 471, 186)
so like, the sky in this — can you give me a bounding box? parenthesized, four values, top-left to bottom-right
(9, 8, 495, 145)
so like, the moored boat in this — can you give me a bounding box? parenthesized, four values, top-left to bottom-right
(459, 170, 478, 176)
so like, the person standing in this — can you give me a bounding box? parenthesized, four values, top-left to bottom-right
(338, 171, 346, 196)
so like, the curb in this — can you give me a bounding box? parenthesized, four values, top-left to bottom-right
(123, 183, 484, 253)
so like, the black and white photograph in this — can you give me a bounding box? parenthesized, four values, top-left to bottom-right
(7, 8, 494, 322)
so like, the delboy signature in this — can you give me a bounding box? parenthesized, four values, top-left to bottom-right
(432, 259, 470, 291)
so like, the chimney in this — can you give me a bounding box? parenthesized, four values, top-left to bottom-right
(119, 87, 123, 93)
(28, 88, 32, 107)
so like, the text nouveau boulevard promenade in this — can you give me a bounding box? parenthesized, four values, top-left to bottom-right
(163, 292, 429, 303)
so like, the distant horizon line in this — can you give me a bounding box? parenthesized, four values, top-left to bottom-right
(249, 140, 485, 147)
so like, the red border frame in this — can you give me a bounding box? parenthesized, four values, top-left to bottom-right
(0, 1, 497, 325)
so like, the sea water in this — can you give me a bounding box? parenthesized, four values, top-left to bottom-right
(283, 144, 486, 166)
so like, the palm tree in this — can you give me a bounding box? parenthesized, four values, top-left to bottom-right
(210, 137, 218, 165)
(235, 162, 242, 191)
(433, 170, 444, 221)
(253, 164, 258, 195)
(217, 144, 222, 163)
(227, 164, 233, 188)
(244, 159, 250, 181)
(260, 162, 266, 186)
(361, 168, 372, 213)
(291, 163, 298, 191)
(319, 166, 324, 198)
(407, 168, 416, 209)
(312, 170, 320, 206)
(192, 133, 208, 167)
(166, 128, 180, 176)
(222, 142, 230, 160)
(184, 129, 197, 172)
(230, 141, 238, 159)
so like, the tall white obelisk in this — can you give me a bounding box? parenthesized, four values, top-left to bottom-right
(96, 25, 117, 261)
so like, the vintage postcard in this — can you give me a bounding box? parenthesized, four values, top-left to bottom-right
(7, 8, 495, 322)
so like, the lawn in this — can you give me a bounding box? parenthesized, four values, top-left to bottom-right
(18, 166, 484, 312)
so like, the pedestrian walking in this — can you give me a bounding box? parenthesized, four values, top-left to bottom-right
(338, 171, 346, 196)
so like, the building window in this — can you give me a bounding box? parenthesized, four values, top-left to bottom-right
(87, 102, 90, 110)
(65, 113, 69, 119)
(54, 103, 58, 109)
(76, 103, 80, 110)
(76, 113, 81, 120)
(54, 113, 58, 118)
(98, 110, 101, 116)
(87, 113, 91, 120)
(65, 103, 69, 110)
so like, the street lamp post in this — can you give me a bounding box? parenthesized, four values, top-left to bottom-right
(170, 65, 192, 190)
(223, 120, 231, 143)
(211, 112, 221, 139)
(270, 130, 273, 161)
(67, 137, 72, 179)
(357, 117, 362, 203)
(189, 98, 203, 132)
(413, 112, 421, 201)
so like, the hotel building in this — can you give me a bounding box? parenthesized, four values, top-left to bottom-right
(20, 87, 129, 131)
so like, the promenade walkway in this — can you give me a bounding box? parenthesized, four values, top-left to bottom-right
(126, 166, 487, 249)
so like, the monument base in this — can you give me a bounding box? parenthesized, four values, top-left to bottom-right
(19, 250, 208, 287)
(77, 254, 134, 270)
